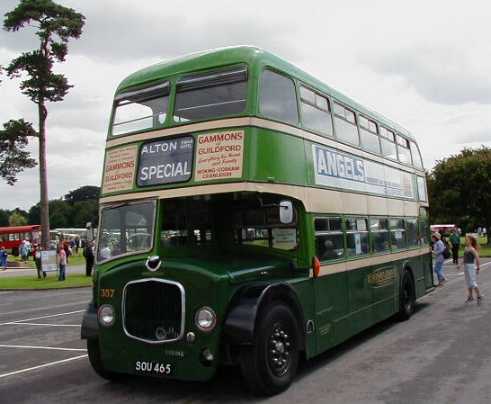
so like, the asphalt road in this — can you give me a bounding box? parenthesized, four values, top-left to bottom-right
(1, 259, 491, 403)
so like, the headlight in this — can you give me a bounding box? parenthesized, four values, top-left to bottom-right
(98, 304, 115, 327)
(194, 307, 216, 332)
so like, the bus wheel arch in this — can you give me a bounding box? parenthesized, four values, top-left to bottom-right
(224, 283, 306, 351)
(398, 266, 416, 320)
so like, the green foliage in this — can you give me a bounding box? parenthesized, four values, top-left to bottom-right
(9, 210, 28, 226)
(0, 119, 37, 184)
(28, 185, 100, 227)
(3, 0, 85, 105)
(428, 147, 491, 234)
(0, 209, 10, 226)
(65, 185, 100, 203)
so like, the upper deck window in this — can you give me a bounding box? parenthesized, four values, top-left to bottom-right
(359, 115, 380, 154)
(410, 141, 424, 169)
(396, 135, 412, 165)
(379, 126, 397, 160)
(260, 69, 299, 125)
(333, 102, 359, 146)
(299, 86, 333, 136)
(174, 66, 247, 123)
(112, 82, 170, 136)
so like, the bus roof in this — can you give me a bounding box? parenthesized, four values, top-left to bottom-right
(116, 45, 415, 141)
(0, 225, 40, 234)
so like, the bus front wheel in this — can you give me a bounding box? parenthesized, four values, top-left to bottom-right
(239, 303, 300, 396)
(398, 270, 416, 321)
(87, 339, 122, 381)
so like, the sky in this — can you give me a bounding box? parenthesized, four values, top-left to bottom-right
(0, 0, 490, 210)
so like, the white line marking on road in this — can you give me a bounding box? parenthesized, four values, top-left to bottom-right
(0, 354, 88, 379)
(0, 344, 86, 352)
(5, 322, 80, 327)
(0, 309, 85, 326)
(0, 301, 88, 317)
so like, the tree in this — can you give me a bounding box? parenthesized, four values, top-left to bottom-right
(9, 210, 28, 226)
(428, 146, 491, 239)
(65, 185, 100, 204)
(0, 209, 11, 226)
(3, 0, 85, 249)
(0, 119, 37, 184)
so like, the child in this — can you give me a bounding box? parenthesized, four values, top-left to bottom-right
(463, 235, 482, 304)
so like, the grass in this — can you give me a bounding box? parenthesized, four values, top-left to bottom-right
(0, 274, 92, 290)
(479, 247, 491, 257)
(10, 255, 35, 268)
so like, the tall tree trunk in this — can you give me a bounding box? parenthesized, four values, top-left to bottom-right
(38, 102, 50, 249)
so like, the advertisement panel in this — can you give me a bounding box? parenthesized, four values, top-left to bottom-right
(195, 130, 244, 181)
(102, 145, 138, 194)
(312, 144, 415, 199)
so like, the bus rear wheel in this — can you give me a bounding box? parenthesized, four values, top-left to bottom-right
(87, 339, 122, 381)
(398, 270, 416, 321)
(239, 303, 300, 396)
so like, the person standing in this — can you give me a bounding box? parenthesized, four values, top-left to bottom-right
(83, 241, 95, 277)
(449, 229, 461, 266)
(0, 247, 8, 270)
(58, 244, 67, 281)
(432, 232, 446, 286)
(34, 245, 46, 279)
(19, 240, 28, 262)
(463, 235, 482, 304)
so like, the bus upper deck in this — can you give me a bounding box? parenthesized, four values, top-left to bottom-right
(101, 46, 427, 211)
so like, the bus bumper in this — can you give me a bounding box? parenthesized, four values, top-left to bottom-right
(81, 303, 99, 340)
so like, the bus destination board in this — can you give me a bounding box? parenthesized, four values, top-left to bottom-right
(137, 136, 194, 186)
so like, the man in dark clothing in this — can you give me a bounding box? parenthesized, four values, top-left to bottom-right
(83, 241, 95, 277)
(449, 229, 461, 265)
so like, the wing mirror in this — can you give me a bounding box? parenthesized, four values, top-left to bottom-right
(279, 200, 293, 224)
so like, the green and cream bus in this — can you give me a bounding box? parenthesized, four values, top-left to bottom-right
(82, 46, 432, 396)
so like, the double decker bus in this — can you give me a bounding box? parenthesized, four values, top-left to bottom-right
(0, 225, 40, 255)
(82, 46, 432, 396)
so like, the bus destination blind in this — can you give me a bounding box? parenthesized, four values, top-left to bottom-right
(138, 136, 194, 186)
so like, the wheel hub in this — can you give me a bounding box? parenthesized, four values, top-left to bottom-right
(268, 325, 292, 376)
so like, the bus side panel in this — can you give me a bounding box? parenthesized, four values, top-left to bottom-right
(348, 266, 373, 335)
(289, 277, 318, 359)
(313, 271, 350, 354)
(246, 127, 308, 186)
(371, 263, 398, 324)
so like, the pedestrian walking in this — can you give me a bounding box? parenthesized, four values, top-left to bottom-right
(463, 235, 482, 304)
(83, 240, 95, 277)
(0, 247, 8, 270)
(449, 229, 461, 266)
(58, 244, 67, 281)
(432, 232, 446, 286)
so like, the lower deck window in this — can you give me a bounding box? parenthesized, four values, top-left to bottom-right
(390, 218, 407, 249)
(370, 218, 390, 253)
(315, 217, 344, 261)
(345, 217, 369, 257)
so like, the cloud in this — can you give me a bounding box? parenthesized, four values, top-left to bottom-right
(457, 130, 491, 144)
(361, 45, 491, 106)
(0, 0, 300, 63)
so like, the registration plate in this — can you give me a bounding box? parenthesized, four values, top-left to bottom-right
(135, 360, 172, 375)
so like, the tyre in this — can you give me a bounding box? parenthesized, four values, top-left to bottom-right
(87, 339, 122, 381)
(398, 270, 416, 321)
(239, 303, 300, 396)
